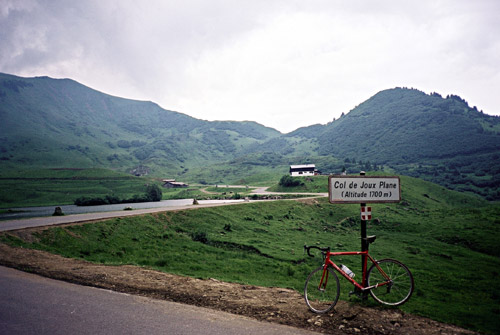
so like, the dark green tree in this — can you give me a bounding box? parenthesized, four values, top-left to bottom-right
(145, 184, 163, 201)
(279, 175, 304, 187)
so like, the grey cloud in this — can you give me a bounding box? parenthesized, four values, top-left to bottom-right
(1, 0, 499, 131)
(0, 0, 277, 94)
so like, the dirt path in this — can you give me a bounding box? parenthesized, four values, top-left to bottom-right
(0, 240, 475, 334)
(200, 187, 217, 195)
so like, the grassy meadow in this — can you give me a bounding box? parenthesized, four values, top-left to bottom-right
(0, 168, 309, 209)
(0, 168, 160, 208)
(1, 174, 499, 333)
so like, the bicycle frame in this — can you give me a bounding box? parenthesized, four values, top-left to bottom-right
(319, 250, 392, 292)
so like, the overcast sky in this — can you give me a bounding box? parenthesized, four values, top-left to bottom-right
(1, 0, 499, 133)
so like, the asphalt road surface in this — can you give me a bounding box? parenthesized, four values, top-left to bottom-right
(0, 266, 319, 335)
(0, 201, 248, 232)
(0, 196, 328, 233)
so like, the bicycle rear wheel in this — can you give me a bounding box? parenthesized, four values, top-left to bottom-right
(304, 266, 340, 313)
(367, 258, 414, 306)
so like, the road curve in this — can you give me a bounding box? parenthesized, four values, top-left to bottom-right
(0, 201, 248, 232)
(1, 191, 328, 232)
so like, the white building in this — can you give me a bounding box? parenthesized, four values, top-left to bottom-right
(289, 164, 317, 176)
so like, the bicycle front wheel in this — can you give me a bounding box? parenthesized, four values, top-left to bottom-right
(304, 266, 340, 313)
(367, 258, 414, 306)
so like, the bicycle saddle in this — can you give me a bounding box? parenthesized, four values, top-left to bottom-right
(363, 235, 377, 244)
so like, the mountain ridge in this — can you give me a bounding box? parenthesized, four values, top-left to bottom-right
(316, 87, 500, 163)
(1, 72, 499, 199)
(0, 72, 280, 175)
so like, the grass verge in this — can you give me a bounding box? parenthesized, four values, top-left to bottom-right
(1, 175, 499, 333)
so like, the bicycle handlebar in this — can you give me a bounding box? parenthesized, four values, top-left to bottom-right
(304, 245, 330, 257)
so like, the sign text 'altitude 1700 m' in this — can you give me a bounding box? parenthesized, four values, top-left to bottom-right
(329, 175, 401, 204)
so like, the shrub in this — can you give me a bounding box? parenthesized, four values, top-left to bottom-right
(74, 196, 108, 206)
(279, 175, 304, 187)
(117, 140, 131, 148)
(145, 184, 162, 201)
(191, 231, 209, 244)
(105, 195, 121, 204)
(75, 184, 162, 206)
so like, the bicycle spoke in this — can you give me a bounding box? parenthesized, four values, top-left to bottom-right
(304, 266, 340, 314)
(367, 259, 414, 306)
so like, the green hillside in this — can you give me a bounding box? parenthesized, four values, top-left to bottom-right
(317, 88, 500, 163)
(2, 175, 499, 333)
(1, 73, 499, 200)
(287, 88, 500, 199)
(0, 73, 280, 176)
(0, 168, 163, 208)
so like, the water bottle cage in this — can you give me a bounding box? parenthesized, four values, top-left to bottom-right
(340, 264, 355, 278)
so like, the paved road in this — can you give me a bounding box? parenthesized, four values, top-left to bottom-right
(0, 266, 319, 335)
(0, 192, 327, 232)
(0, 201, 247, 232)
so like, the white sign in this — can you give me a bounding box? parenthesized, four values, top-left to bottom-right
(329, 175, 401, 204)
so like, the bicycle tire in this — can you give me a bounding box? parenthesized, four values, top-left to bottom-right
(367, 258, 414, 306)
(304, 266, 340, 313)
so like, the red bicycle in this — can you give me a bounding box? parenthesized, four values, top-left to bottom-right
(303, 235, 414, 313)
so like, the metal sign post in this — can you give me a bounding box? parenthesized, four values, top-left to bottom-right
(328, 172, 401, 299)
(359, 171, 368, 298)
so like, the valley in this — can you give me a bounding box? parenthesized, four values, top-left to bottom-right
(1, 73, 500, 200)
(1, 72, 499, 333)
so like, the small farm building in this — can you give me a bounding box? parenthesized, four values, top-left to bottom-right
(289, 164, 317, 176)
(162, 179, 189, 188)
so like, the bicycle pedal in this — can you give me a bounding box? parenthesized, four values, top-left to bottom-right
(349, 290, 361, 297)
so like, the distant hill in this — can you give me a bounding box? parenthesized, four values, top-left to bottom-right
(0, 73, 280, 176)
(288, 88, 500, 199)
(224, 87, 500, 199)
(316, 88, 500, 164)
(1, 73, 499, 199)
